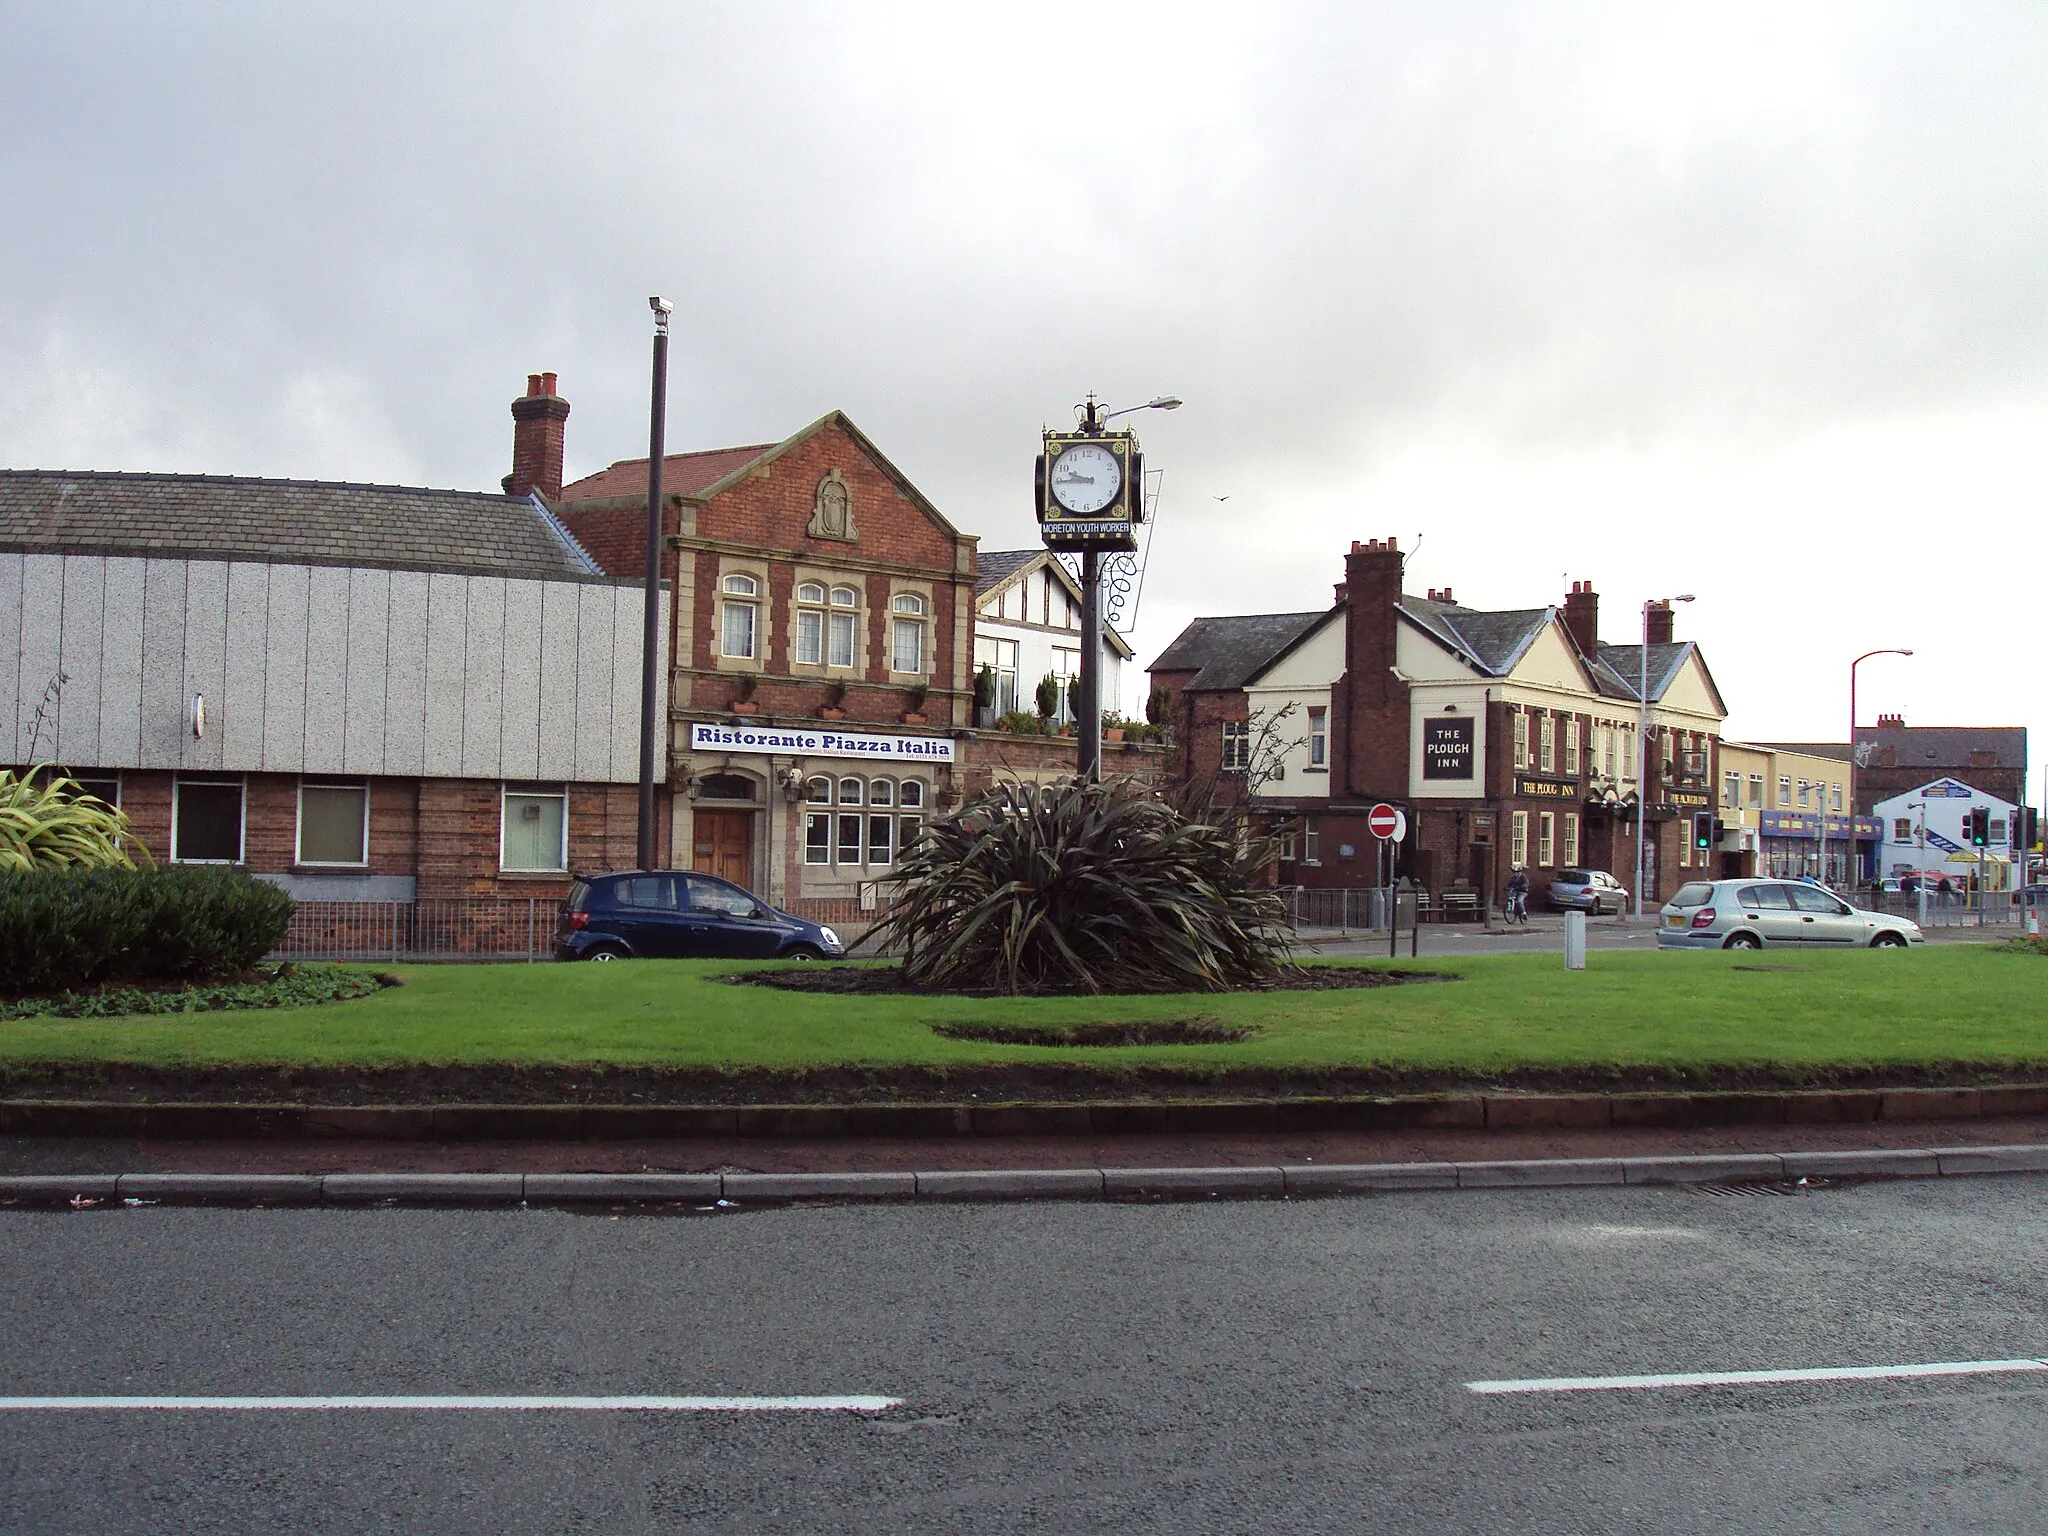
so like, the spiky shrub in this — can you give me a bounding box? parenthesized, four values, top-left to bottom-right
(873, 777, 1290, 994)
(0, 768, 140, 871)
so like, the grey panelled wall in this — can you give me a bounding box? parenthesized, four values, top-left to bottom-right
(0, 552, 664, 783)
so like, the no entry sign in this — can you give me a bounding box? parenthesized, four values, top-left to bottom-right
(1368, 803, 1406, 840)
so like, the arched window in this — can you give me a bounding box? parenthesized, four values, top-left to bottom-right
(721, 572, 760, 660)
(837, 777, 864, 807)
(899, 779, 925, 809)
(805, 776, 832, 804)
(697, 772, 756, 802)
(869, 779, 894, 807)
(827, 585, 860, 668)
(890, 590, 928, 674)
(795, 582, 828, 665)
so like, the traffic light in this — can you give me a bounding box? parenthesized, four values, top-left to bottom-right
(2024, 807, 2041, 851)
(1691, 811, 1714, 850)
(1968, 807, 1990, 848)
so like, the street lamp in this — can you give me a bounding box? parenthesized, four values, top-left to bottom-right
(1634, 594, 1693, 919)
(638, 296, 674, 871)
(1837, 648, 1913, 892)
(1066, 393, 1181, 780)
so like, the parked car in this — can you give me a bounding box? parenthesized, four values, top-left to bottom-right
(1547, 868, 1630, 915)
(555, 870, 845, 962)
(1656, 879, 1924, 949)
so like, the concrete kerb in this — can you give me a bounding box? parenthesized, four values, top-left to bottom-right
(4, 1147, 2048, 1209)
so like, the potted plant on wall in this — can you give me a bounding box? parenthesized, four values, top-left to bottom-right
(1145, 684, 1173, 744)
(972, 664, 997, 730)
(902, 683, 928, 726)
(732, 673, 760, 715)
(1102, 710, 1127, 743)
(820, 679, 848, 721)
(1035, 673, 1061, 730)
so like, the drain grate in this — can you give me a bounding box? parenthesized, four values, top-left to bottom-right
(1692, 1178, 1834, 1198)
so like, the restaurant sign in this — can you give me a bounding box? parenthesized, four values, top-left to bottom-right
(689, 721, 955, 763)
(1667, 789, 1711, 809)
(1513, 776, 1578, 800)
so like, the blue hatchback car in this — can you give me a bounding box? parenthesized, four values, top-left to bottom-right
(555, 870, 845, 962)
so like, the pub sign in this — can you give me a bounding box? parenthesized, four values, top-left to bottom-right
(1421, 716, 1475, 779)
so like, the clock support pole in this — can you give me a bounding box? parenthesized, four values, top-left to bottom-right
(1077, 548, 1102, 781)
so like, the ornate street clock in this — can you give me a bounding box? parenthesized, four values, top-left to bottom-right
(1035, 430, 1142, 552)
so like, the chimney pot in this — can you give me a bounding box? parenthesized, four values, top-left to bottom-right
(541, 372, 557, 395)
(526, 373, 544, 397)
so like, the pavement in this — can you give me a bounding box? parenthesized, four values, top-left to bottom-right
(6, 1175, 2048, 1532)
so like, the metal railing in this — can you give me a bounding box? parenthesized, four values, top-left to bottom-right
(272, 899, 558, 962)
(1856, 889, 2033, 928)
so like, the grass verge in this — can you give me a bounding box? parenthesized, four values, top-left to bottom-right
(0, 948, 2041, 1084)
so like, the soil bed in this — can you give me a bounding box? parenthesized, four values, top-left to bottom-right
(931, 1018, 1257, 1047)
(735, 964, 1455, 997)
(6, 1060, 2047, 1109)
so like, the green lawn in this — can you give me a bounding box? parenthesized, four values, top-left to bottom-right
(0, 948, 2043, 1077)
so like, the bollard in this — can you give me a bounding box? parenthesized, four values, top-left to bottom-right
(2029, 909, 2040, 938)
(1563, 909, 1587, 971)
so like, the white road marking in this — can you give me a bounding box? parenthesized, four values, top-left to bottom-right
(1468, 1358, 2048, 1395)
(0, 1395, 900, 1412)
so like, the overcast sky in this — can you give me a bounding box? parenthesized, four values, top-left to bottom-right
(5, 2, 2044, 794)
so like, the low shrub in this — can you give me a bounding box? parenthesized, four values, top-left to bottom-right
(0, 965, 392, 1020)
(993, 709, 1047, 735)
(0, 866, 296, 996)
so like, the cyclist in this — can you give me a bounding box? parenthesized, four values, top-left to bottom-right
(1506, 865, 1530, 925)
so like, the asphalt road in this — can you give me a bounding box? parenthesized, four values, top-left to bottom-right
(1300, 914, 2010, 957)
(5, 1178, 2047, 1532)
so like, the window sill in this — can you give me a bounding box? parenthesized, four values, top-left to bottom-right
(1300, 766, 1328, 775)
(292, 864, 371, 874)
(499, 869, 573, 880)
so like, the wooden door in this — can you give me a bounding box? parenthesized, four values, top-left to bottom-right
(691, 809, 754, 888)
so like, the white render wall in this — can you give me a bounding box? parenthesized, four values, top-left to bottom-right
(0, 552, 664, 783)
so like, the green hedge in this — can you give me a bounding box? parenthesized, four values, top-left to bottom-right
(0, 867, 296, 996)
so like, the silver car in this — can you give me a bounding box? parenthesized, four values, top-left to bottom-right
(1547, 868, 1630, 914)
(1656, 879, 1924, 949)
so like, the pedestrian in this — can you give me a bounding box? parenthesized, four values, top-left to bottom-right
(1506, 865, 1530, 925)
(1937, 875, 1954, 906)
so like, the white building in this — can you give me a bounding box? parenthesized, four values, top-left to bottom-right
(971, 551, 1132, 723)
(1873, 777, 2020, 890)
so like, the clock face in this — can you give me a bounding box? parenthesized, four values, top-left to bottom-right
(1049, 442, 1122, 515)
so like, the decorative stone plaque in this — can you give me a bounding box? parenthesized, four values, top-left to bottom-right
(807, 469, 857, 541)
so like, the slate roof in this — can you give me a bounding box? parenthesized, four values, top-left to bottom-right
(1401, 598, 1554, 676)
(1850, 724, 2027, 770)
(974, 549, 1038, 596)
(557, 445, 778, 503)
(1149, 610, 1333, 691)
(1592, 642, 1694, 703)
(0, 470, 606, 582)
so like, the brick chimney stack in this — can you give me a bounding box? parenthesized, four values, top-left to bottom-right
(1875, 713, 1905, 730)
(504, 372, 570, 500)
(1563, 580, 1599, 657)
(1644, 598, 1675, 646)
(1333, 537, 1411, 800)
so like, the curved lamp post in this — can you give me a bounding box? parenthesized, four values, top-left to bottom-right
(1840, 648, 1913, 888)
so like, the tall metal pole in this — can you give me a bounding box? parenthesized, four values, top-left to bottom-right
(1633, 613, 1649, 918)
(637, 298, 672, 871)
(1077, 548, 1102, 781)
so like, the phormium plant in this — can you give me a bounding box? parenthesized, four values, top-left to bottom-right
(871, 777, 1290, 995)
(0, 767, 142, 871)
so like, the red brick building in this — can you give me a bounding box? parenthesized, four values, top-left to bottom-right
(551, 397, 1131, 911)
(1149, 540, 1728, 914)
